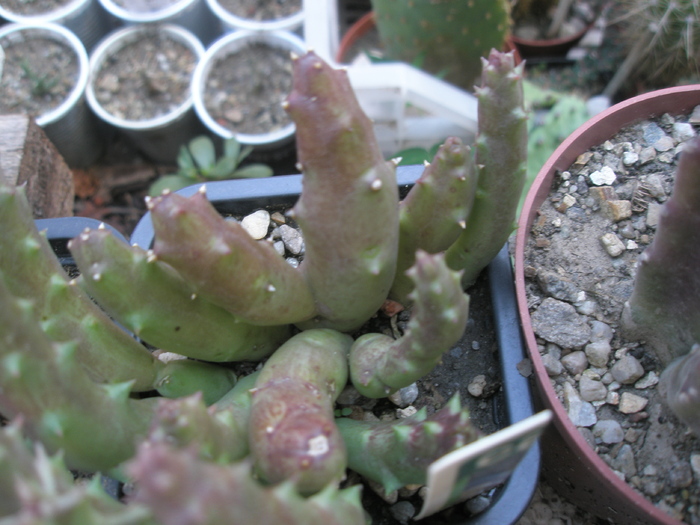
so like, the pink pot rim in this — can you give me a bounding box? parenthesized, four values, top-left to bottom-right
(514, 84, 700, 525)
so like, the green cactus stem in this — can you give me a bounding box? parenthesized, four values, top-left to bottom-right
(336, 394, 480, 493)
(0, 422, 154, 524)
(350, 250, 470, 398)
(148, 187, 317, 326)
(0, 274, 158, 473)
(150, 372, 260, 463)
(371, 0, 511, 91)
(445, 50, 528, 286)
(285, 50, 400, 333)
(658, 343, 700, 436)
(127, 440, 365, 525)
(623, 135, 700, 365)
(391, 137, 477, 304)
(249, 329, 351, 494)
(69, 226, 290, 362)
(0, 182, 161, 390)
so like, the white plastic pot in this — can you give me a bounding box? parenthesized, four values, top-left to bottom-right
(0, 22, 103, 166)
(191, 30, 305, 151)
(205, 0, 304, 33)
(86, 24, 206, 164)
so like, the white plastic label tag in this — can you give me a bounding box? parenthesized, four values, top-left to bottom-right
(415, 410, 553, 520)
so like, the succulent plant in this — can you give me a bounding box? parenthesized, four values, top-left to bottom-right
(604, 0, 700, 99)
(623, 135, 700, 433)
(371, 0, 511, 91)
(148, 135, 273, 196)
(0, 48, 527, 519)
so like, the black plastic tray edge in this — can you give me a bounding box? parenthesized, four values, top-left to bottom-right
(40, 166, 539, 523)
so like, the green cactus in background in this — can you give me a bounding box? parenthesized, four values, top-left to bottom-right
(371, 0, 511, 91)
(0, 48, 529, 519)
(148, 135, 273, 196)
(604, 0, 700, 99)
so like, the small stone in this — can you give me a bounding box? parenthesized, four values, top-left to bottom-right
(593, 419, 624, 443)
(669, 462, 693, 489)
(270, 211, 286, 224)
(563, 382, 597, 427)
(590, 321, 614, 343)
(644, 174, 667, 199)
(336, 385, 363, 405)
(396, 406, 418, 418)
(611, 444, 637, 478)
(654, 135, 675, 152)
(690, 454, 700, 478)
(272, 240, 285, 256)
(646, 202, 662, 228)
(639, 146, 657, 164)
(390, 501, 415, 524)
(635, 371, 659, 389)
(589, 185, 618, 205)
(557, 194, 577, 212)
(600, 232, 625, 257)
(579, 375, 608, 402)
(606, 391, 619, 405)
(561, 351, 588, 375)
(468, 374, 488, 396)
(643, 121, 665, 144)
(279, 224, 304, 254)
(690, 105, 700, 124)
(626, 240, 638, 250)
(531, 298, 591, 348)
(619, 392, 648, 413)
(389, 383, 419, 407)
(517, 358, 533, 377)
(536, 270, 579, 302)
(590, 166, 617, 185)
(622, 151, 639, 165)
(611, 355, 645, 384)
(464, 495, 491, 516)
(585, 340, 611, 367)
(603, 200, 632, 222)
(240, 210, 270, 240)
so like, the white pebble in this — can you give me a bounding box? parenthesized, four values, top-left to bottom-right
(590, 166, 617, 185)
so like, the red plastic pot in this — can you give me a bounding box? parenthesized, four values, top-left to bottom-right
(514, 84, 700, 525)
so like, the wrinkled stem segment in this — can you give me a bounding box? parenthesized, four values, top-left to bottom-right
(0, 275, 157, 473)
(350, 251, 470, 398)
(391, 137, 477, 304)
(127, 440, 365, 525)
(149, 188, 316, 326)
(624, 136, 700, 365)
(336, 395, 480, 493)
(445, 50, 528, 286)
(0, 182, 161, 390)
(286, 51, 400, 332)
(659, 344, 700, 436)
(69, 227, 290, 362)
(249, 329, 351, 494)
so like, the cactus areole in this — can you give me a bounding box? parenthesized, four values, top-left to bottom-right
(0, 48, 531, 522)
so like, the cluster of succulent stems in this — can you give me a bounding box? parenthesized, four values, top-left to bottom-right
(0, 49, 527, 522)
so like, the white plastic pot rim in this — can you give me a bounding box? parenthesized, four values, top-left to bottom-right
(204, 0, 304, 32)
(191, 30, 304, 145)
(0, 22, 89, 127)
(0, 0, 90, 24)
(86, 24, 205, 131)
(98, 0, 200, 23)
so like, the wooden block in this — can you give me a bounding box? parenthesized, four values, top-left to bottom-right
(0, 114, 74, 218)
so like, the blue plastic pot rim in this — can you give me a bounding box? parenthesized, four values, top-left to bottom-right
(191, 30, 304, 145)
(0, 23, 89, 127)
(85, 24, 205, 131)
(98, 0, 202, 24)
(204, 0, 304, 32)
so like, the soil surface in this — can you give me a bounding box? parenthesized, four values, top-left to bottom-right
(523, 110, 700, 523)
(0, 32, 78, 118)
(216, 0, 301, 21)
(93, 31, 196, 121)
(203, 42, 293, 135)
(0, 0, 71, 15)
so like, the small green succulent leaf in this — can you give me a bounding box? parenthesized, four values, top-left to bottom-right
(148, 175, 194, 196)
(208, 156, 238, 179)
(233, 164, 274, 178)
(236, 144, 254, 164)
(175, 145, 199, 179)
(223, 137, 242, 163)
(189, 136, 217, 171)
